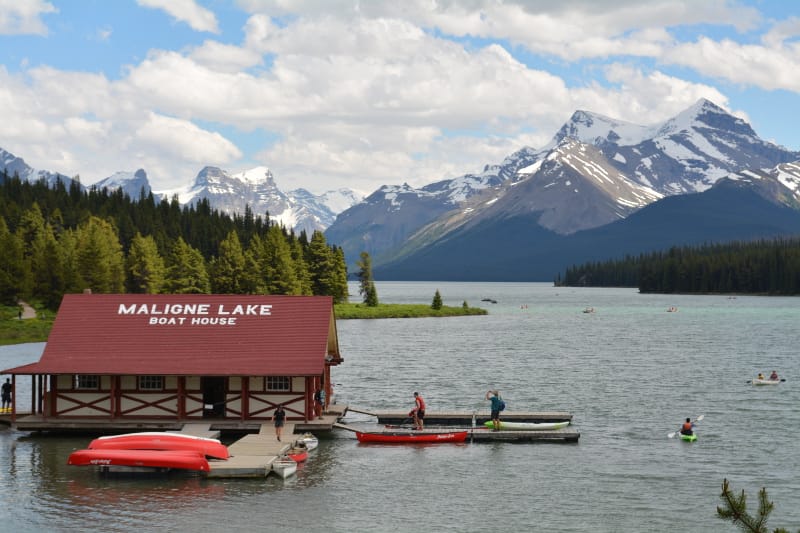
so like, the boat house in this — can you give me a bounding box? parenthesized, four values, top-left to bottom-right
(2, 294, 342, 428)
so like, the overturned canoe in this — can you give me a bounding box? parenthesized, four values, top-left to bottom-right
(88, 432, 229, 459)
(356, 430, 468, 444)
(68, 448, 210, 472)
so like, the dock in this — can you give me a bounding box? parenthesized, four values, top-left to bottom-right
(347, 407, 573, 425)
(206, 423, 295, 478)
(337, 410, 580, 443)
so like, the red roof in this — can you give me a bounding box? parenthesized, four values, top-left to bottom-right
(4, 294, 339, 376)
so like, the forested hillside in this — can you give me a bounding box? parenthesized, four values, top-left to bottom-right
(559, 240, 800, 294)
(0, 172, 349, 309)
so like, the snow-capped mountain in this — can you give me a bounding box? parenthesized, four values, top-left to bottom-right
(93, 169, 152, 199)
(0, 147, 78, 189)
(1, 146, 361, 236)
(553, 98, 797, 194)
(155, 166, 361, 235)
(722, 161, 800, 209)
(326, 98, 800, 273)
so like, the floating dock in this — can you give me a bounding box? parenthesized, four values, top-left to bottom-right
(206, 423, 295, 478)
(347, 407, 573, 425)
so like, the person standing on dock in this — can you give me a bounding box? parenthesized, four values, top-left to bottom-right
(314, 388, 326, 419)
(486, 390, 502, 431)
(272, 405, 286, 441)
(412, 392, 425, 430)
(2, 378, 11, 411)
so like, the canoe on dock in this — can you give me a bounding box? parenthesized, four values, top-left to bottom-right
(271, 457, 297, 479)
(88, 432, 229, 459)
(356, 430, 468, 444)
(483, 421, 570, 431)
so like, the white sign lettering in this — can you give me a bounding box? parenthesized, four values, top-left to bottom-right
(119, 302, 272, 327)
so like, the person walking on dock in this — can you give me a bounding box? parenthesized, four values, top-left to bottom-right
(412, 392, 426, 430)
(2, 378, 11, 411)
(486, 390, 502, 431)
(272, 405, 286, 441)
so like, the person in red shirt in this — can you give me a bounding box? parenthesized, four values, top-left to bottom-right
(680, 418, 694, 436)
(413, 392, 426, 430)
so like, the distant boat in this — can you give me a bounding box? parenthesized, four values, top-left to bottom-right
(667, 306, 678, 312)
(582, 307, 595, 314)
(481, 298, 498, 304)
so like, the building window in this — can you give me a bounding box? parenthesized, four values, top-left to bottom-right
(139, 375, 164, 391)
(266, 376, 290, 391)
(75, 375, 99, 390)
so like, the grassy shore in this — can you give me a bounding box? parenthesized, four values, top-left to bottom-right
(334, 302, 488, 319)
(0, 304, 54, 346)
(0, 301, 488, 346)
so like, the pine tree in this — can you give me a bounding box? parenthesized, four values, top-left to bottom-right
(356, 251, 378, 306)
(210, 231, 248, 294)
(74, 216, 126, 293)
(164, 237, 211, 294)
(260, 225, 301, 295)
(431, 289, 443, 310)
(717, 478, 793, 533)
(306, 231, 336, 297)
(0, 217, 26, 305)
(126, 232, 166, 294)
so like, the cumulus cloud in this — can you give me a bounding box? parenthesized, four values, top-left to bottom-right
(0, 0, 57, 35)
(137, 0, 219, 33)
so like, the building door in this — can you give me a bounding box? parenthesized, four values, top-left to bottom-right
(201, 377, 226, 418)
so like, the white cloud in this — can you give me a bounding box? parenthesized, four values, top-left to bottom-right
(0, 0, 56, 35)
(137, 0, 219, 33)
(663, 37, 800, 92)
(134, 112, 242, 163)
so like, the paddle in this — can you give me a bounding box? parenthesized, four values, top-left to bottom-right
(668, 414, 704, 439)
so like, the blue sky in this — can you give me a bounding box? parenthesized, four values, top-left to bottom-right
(1, 0, 799, 195)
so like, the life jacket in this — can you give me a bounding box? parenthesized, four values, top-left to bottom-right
(416, 396, 425, 411)
(682, 421, 693, 432)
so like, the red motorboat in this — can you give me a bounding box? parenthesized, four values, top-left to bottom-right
(68, 448, 210, 472)
(88, 432, 229, 460)
(356, 430, 469, 444)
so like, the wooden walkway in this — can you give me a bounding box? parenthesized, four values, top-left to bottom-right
(206, 423, 294, 478)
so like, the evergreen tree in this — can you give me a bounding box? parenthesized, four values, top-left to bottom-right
(717, 478, 792, 533)
(331, 246, 349, 303)
(126, 232, 166, 294)
(356, 251, 378, 306)
(306, 231, 337, 297)
(74, 216, 126, 293)
(431, 289, 443, 310)
(210, 231, 248, 294)
(289, 235, 313, 295)
(0, 217, 25, 305)
(259, 225, 301, 295)
(164, 237, 211, 294)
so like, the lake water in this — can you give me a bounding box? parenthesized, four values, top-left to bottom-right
(1, 283, 799, 532)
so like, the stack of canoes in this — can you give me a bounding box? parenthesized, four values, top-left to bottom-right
(67, 432, 229, 473)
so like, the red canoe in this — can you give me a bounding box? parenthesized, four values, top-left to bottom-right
(68, 448, 210, 472)
(88, 432, 229, 460)
(356, 430, 469, 444)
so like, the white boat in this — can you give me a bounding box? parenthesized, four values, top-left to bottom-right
(483, 420, 570, 431)
(297, 433, 318, 451)
(271, 456, 297, 479)
(751, 378, 781, 385)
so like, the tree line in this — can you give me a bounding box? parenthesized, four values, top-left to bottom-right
(557, 239, 800, 294)
(0, 172, 349, 308)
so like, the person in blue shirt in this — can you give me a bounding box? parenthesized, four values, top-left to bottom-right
(485, 390, 502, 431)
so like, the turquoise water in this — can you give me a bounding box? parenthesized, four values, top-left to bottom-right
(1, 283, 799, 532)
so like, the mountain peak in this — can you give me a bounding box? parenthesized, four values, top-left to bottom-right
(552, 109, 652, 148)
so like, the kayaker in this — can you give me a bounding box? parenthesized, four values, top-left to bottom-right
(770, 370, 779, 380)
(679, 417, 694, 436)
(413, 392, 425, 430)
(757, 372, 765, 380)
(486, 390, 502, 431)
